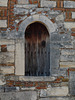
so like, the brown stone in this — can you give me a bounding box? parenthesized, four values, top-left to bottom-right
(1, 45, 7, 52)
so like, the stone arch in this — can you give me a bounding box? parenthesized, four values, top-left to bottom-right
(15, 14, 57, 75)
(18, 14, 57, 36)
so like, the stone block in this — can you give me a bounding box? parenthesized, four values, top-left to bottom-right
(0, 91, 37, 100)
(7, 45, 15, 52)
(41, 0, 56, 7)
(5, 87, 16, 92)
(39, 97, 75, 100)
(60, 62, 75, 68)
(15, 40, 25, 75)
(15, 4, 37, 9)
(64, 1, 75, 8)
(0, 80, 6, 85)
(0, 66, 14, 74)
(14, 8, 29, 15)
(0, 86, 4, 92)
(21, 87, 35, 91)
(61, 42, 73, 49)
(0, 0, 8, 6)
(0, 39, 15, 45)
(61, 49, 75, 55)
(60, 55, 75, 62)
(19, 76, 55, 81)
(0, 52, 14, 63)
(59, 68, 67, 76)
(0, 20, 7, 28)
(18, 0, 29, 4)
(0, 46, 1, 52)
(64, 22, 75, 29)
(72, 12, 75, 19)
(40, 86, 68, 97)
(69, 71, 75, 95)
(16, 91, 37, 100)
(50, 48, 60, 69)
(56, 14, 64, 21)
(48, 11, 59, 15)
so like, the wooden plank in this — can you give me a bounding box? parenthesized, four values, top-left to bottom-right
(25, 22, 50, 76)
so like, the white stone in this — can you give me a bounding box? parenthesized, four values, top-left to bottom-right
(0, 39, 15, 45)
(19, 76, 55, 81)
(32, 14, 40, 20)
(60, 62, 75, 68)
(1, 66, 14, 74)
(16, 4, 37, 9)
(0, 20, 7, 28)
(41, 0, 56, 7)
(7, 45, 15, 52)
(40, 86, 68, 97)
(21, 87, 35, 91)
(56, 14, 64, 21)
(18, 0, 29, 4)
(49, 11, 59, 15)
(64, 22, 75, 29)
(0, 0, 8, 6)
(0, 80, 6, 85)
(15, 40, 25, 75)
(64, 1, 75, 8)
(72, 12, 75, 19)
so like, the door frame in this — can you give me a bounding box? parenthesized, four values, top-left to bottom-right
(15, 14, 57, 76)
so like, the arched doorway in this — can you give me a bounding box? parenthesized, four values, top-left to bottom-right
(25, 22, 50, 76)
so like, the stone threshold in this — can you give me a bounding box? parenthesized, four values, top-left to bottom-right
(19, 76, 56, 81)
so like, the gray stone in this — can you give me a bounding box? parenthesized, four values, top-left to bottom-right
(0, 86, 4, 92)
(56, 14, 64, 21)
(61, 49, 75, 55)
(50, 48, 60, 70)
(0, 91, 37, 100)
(69, 71, 75, 95)
(40, 86, 68, 97)
(59, 68, 68, 76)
(18, 0, 29, 4)
(5, 87, 16, 92)
(41, 0, 56, 8)
(50, 33, 71, 42)
(14, 8, 29, 15)
(39, 97, 75, 100)
(60, 55, 75, 62)
(0, 52, 14, 63)
(64, 1, 75, 8)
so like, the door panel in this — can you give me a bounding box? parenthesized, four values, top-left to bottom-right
(25, 22, 50, 76)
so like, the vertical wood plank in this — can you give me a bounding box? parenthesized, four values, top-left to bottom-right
(25, 22, 50, 76)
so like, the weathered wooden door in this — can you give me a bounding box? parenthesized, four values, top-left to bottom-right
(25, 22, 50, 76)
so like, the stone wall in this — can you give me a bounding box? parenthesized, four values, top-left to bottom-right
(0, 0, 75, 100)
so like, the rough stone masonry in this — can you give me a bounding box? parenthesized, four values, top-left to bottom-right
(0, 0, 75, 100)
